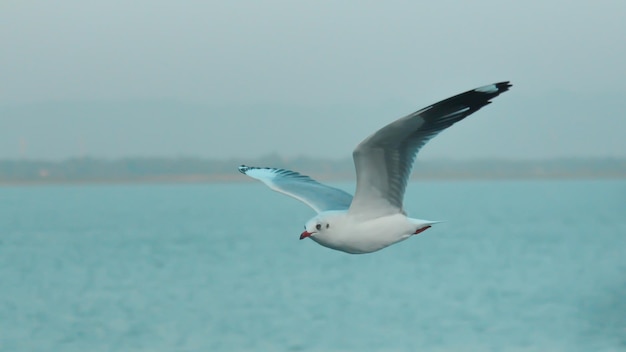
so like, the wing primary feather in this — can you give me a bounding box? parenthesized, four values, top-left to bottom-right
(238, 165, 353, 213)
(349, 81, 512, 217)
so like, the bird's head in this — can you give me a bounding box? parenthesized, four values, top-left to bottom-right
(300, 217, 331, 240)
(299, 211, 347, 240)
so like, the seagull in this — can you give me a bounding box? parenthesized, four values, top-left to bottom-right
(239, 82, 511, 254)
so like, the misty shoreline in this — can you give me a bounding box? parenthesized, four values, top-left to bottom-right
(1, 157, 624, 186)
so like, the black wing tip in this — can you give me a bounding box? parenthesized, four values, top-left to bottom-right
(238, 165, 250, 174)
(494, 81, 512, 93)
(237, 165, 312, 181)
(473, 81, 512, 96)
(460, 81, 512, 110)
(238, 165, 282, 175)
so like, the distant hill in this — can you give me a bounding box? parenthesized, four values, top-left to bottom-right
(1, 157, 624, 185)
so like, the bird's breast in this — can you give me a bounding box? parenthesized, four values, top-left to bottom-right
(312, 214, 415, 254)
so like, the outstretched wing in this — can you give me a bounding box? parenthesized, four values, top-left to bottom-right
(350, 82, 512, 218)
(238, 165, 353, 213)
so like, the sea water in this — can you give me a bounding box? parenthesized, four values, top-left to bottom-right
(0, 180, 625, 351)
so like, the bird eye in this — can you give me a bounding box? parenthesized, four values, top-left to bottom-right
(326, 224, 329, 229)
(316, 224, 321, 230)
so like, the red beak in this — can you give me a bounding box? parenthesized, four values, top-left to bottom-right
(300, 231, 313, 240)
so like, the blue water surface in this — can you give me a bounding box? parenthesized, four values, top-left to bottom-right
(1, 180, 625, 351)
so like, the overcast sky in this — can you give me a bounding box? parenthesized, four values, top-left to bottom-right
(1, 0, 625, 160)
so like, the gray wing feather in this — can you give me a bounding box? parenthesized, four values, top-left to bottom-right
(238, 165, 353, 213)
(349, 81, 512, 217)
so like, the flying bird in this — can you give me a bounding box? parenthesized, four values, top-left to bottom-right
(239, 82, 511, 254)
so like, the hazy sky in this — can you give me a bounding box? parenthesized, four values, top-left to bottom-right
(2, 0, 625, 160)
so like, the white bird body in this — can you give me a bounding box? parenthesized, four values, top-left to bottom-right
(239, 82, 511, 254)
(305, 210, 439, 254)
